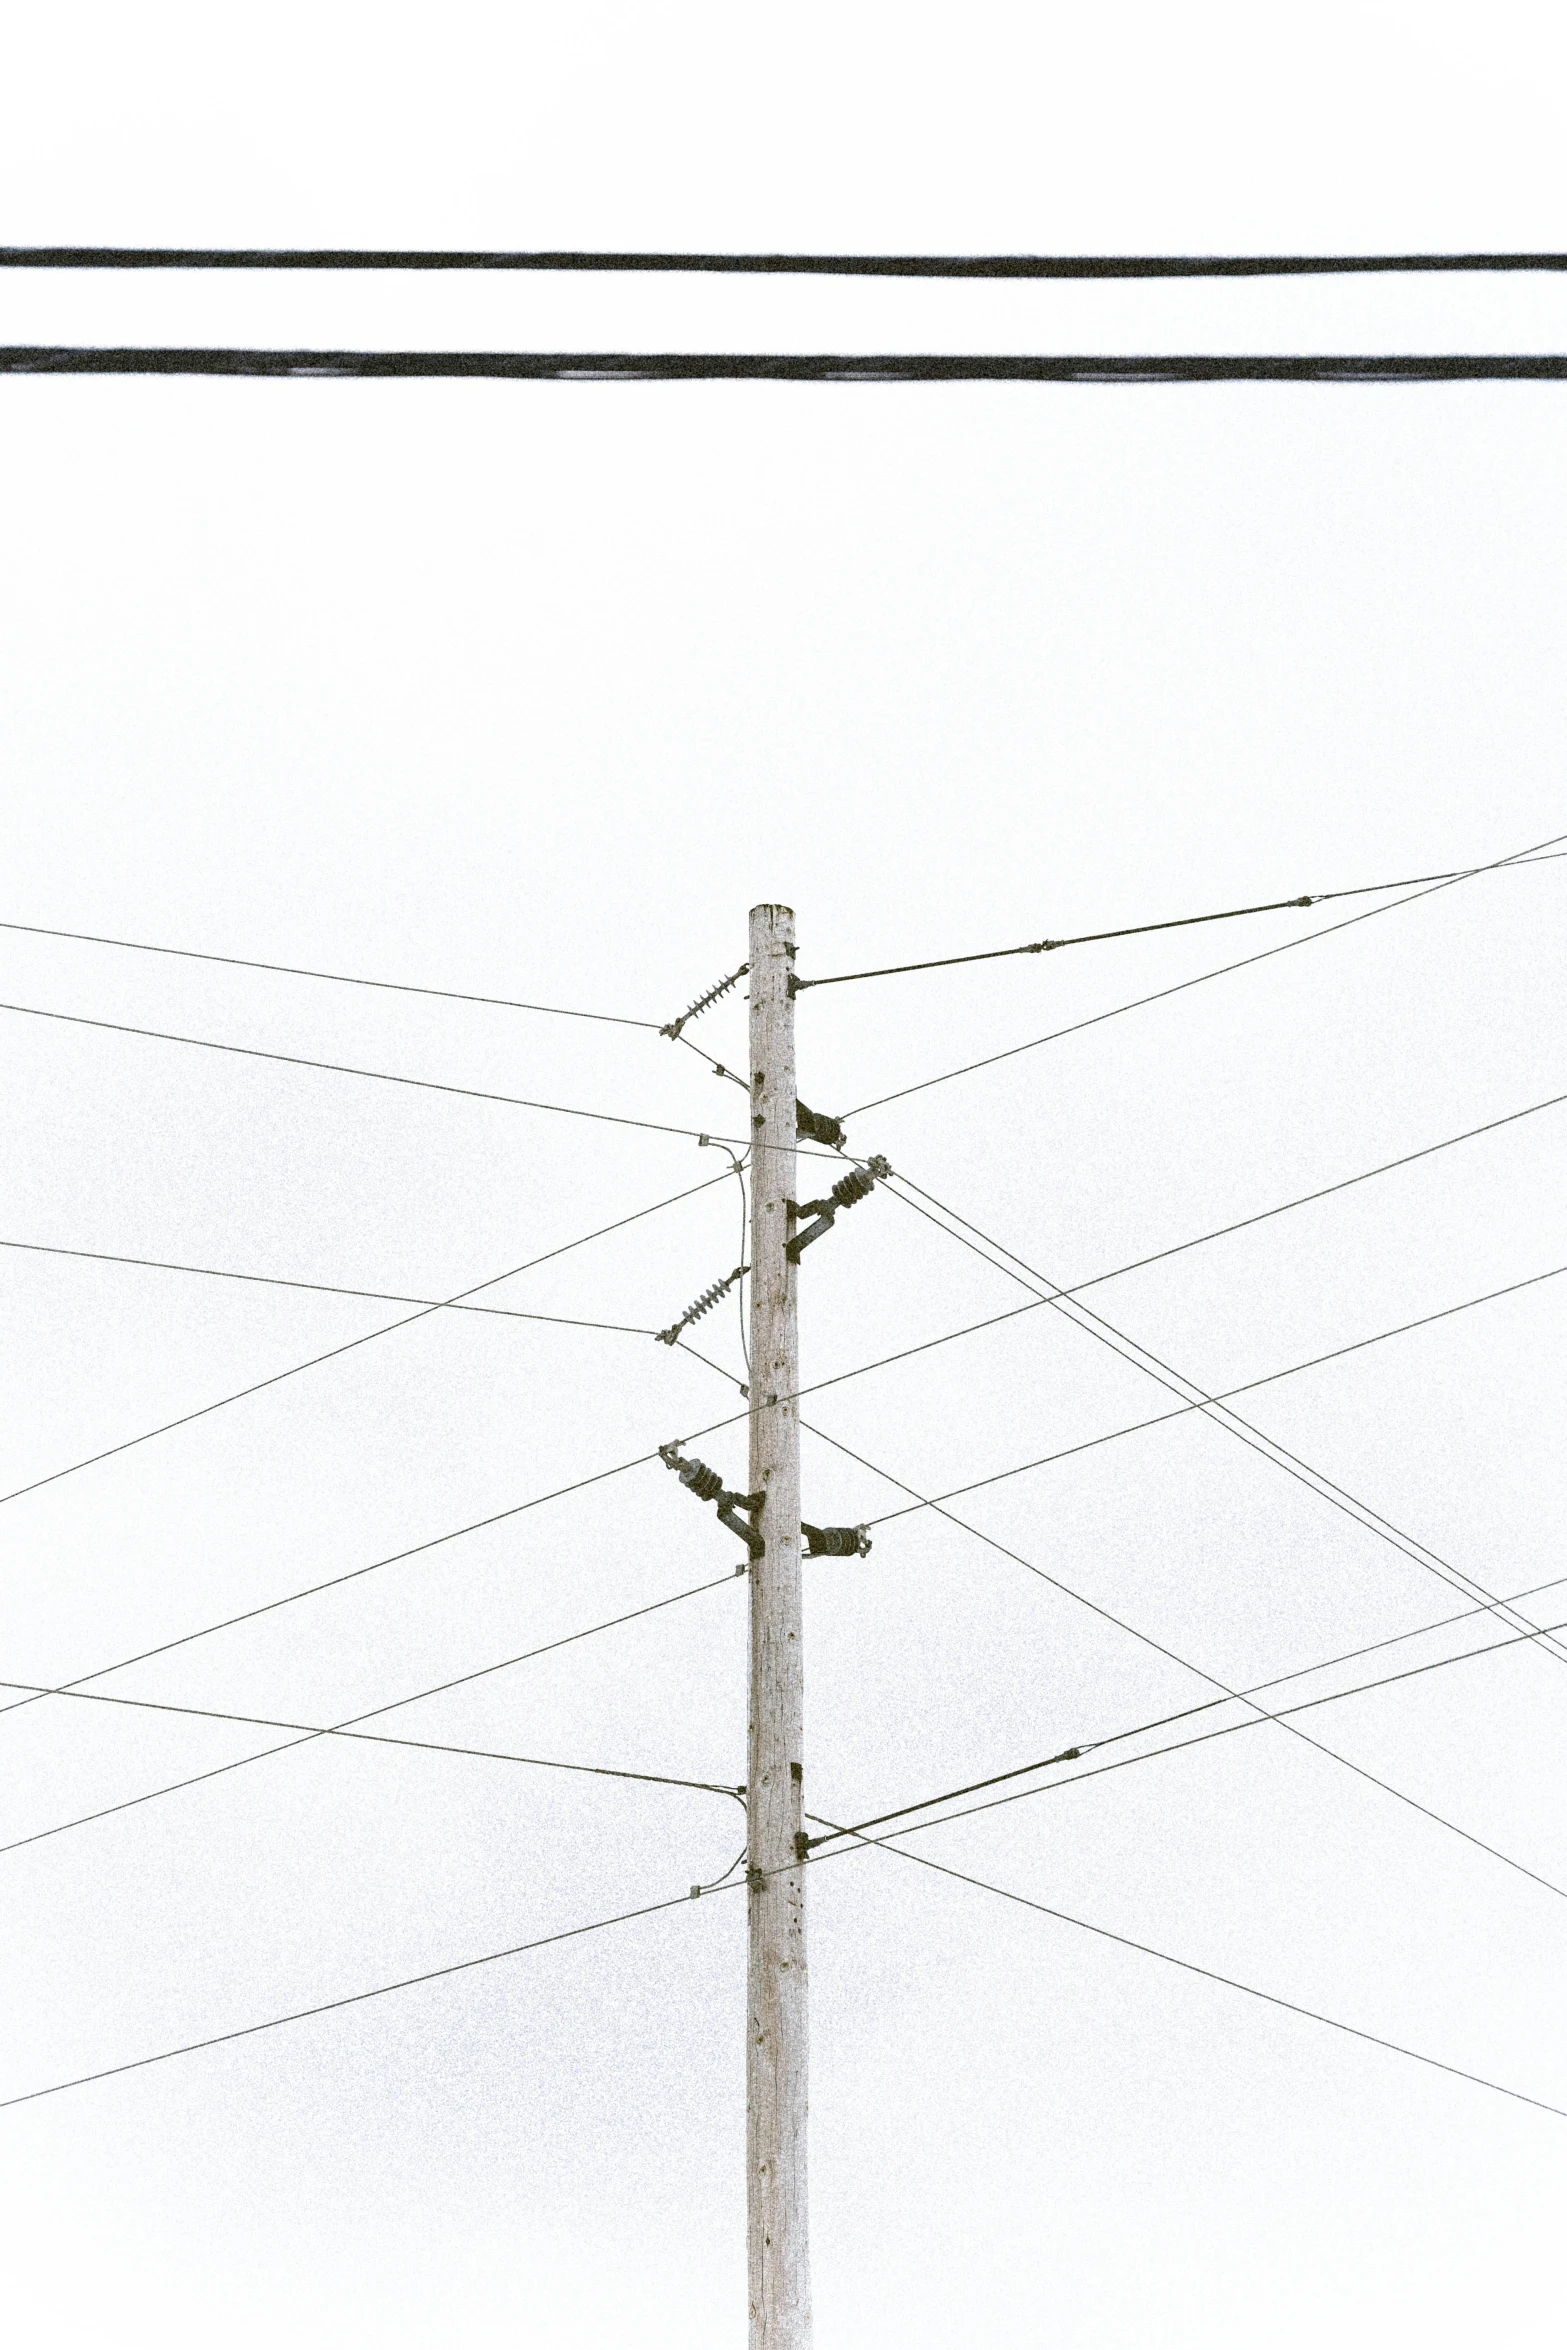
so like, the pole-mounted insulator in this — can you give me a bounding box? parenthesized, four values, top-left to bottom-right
(660, 1441, 765, 1558)
(786, 1155, 892, 1262)
(802, 1522, 873, 1558)
(661, 963, 748, 1040)
(656, 1264, 746, 1346)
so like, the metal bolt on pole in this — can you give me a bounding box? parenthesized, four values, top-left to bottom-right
(746, 902, 810, 2349)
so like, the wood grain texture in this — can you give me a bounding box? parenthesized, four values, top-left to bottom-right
(747, 903, 811, 2350)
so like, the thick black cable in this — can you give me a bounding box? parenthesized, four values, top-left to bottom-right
(797, 857, 1566, 990)
(0, 1170, 734, 1513)
(808, 1829, 1567, 2123)
(882, 1170, 1567, 1662)
(0, 917, 657, 1028)
(844, 828, 1567, 1118)
(7, 247, 1567, 276)
(798, 1412, 1564, 1903)
(8, 349, 1567, 383)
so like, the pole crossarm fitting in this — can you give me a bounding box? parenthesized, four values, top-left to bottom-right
(801, 1521, 872, 1558)
(656, 1263, 747, 1345)
(661, 962, 748, 1039)
(785, 1156, 892, 1262)
(659, 1441, 765, 1558)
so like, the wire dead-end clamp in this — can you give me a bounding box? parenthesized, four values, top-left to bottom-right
(786, 1156, 891, 1262)
(803, 1522, 872, 1558)
(659, 1441, 764, 1558)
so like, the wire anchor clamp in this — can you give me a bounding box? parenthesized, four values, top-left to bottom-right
(802, 1521, 873, 1558)
(795, 1097, 846, 1149)
(656, 1263, 746, 1345)
(659, 1441, 765, 1558)
(786, 1155, 892, 1261)
(660, 963, 747, 1040)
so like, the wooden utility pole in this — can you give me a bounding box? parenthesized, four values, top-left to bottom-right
(746, 901, 810, 2349)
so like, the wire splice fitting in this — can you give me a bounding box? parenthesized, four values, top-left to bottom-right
(786, 1155, 892, 1261)
(802, 1522, 872, 1558)
(661, 963, 747, 1040)
(655, 1263, 746, 1345)
(659, 1442, 765, 1558)
(796, 1098, 846, 1150)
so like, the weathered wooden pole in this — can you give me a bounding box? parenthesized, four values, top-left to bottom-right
(746, 901, 810, 2348)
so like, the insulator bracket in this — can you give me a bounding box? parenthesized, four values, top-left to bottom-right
(786, 1155, 892, 1262)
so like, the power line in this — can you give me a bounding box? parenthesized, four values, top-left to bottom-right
(799, 1410, 1567, 1910)
(0, 916, 659, 1029)
(0, 1566, 747, 1859)
(843, 827, 1567, 1118)
(0, 1169, 734, 1511)
(8, 349, 1567, 384)
(881, 1170, 1567, 1662)
(810, 1605, 1567, 1867)
(774, 1090, 1567, 1412)
(809, 1831, 1567, 2123)
(8, 1826, 1561, 2127)
(796, 857, 1566, 991)
(6, 247, 1567, 275)
(0, 1883, 723, 2114)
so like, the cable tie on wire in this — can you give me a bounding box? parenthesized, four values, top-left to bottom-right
(661, 964, 747, 1040)
(656, 1265, 746, 1346)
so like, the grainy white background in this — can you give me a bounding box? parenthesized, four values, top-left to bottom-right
(2, 6, 1565, 2342)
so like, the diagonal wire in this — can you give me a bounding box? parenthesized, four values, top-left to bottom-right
(0, 917, 659, 1028)
(805, 1827, 1567, 2123)
(0, 1570, 747, 1857)
(796, 1413, 1567, 1906)
(796, 855, 1567, 991)
(0, 1170, 732, 1512)
(882, 1171, 1567, 1663)
(843, 827, 1567, 1118)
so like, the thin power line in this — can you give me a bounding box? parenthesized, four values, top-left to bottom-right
(843, 827, 1567, 1118)
(7, 1832, 1561, 2126)
(0, 1170, 733, 1512)
(0, 1566, 748, 1859)
(799, 1412, 1567, 1910)
(882, 1169, 1567, 1663)
(810, 1606, 1567, 1860)
(796, 857, 1566, 990)
(0, 917, 658, 1028)
(8, 349, 1567, 384)
(810, 1831, 1567, 2123)
(6, 248, 1567, 275)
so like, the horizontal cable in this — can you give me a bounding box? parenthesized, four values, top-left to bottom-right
(797, 857, 1566, 990)
(0, 1170, 733, 1512)
(811, 1831, 1567, 2122)
(6, 248, 1567, 276)
(845, 826, 1567, 1117)
(812, 1605, 1567, 1856)
(7, 349, 1567, 383)
(0, 916, 656, 1028)
(882, 1169, 1567, 1663)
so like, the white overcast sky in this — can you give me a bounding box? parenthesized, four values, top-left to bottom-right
(2, 7, 1566, 2346)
